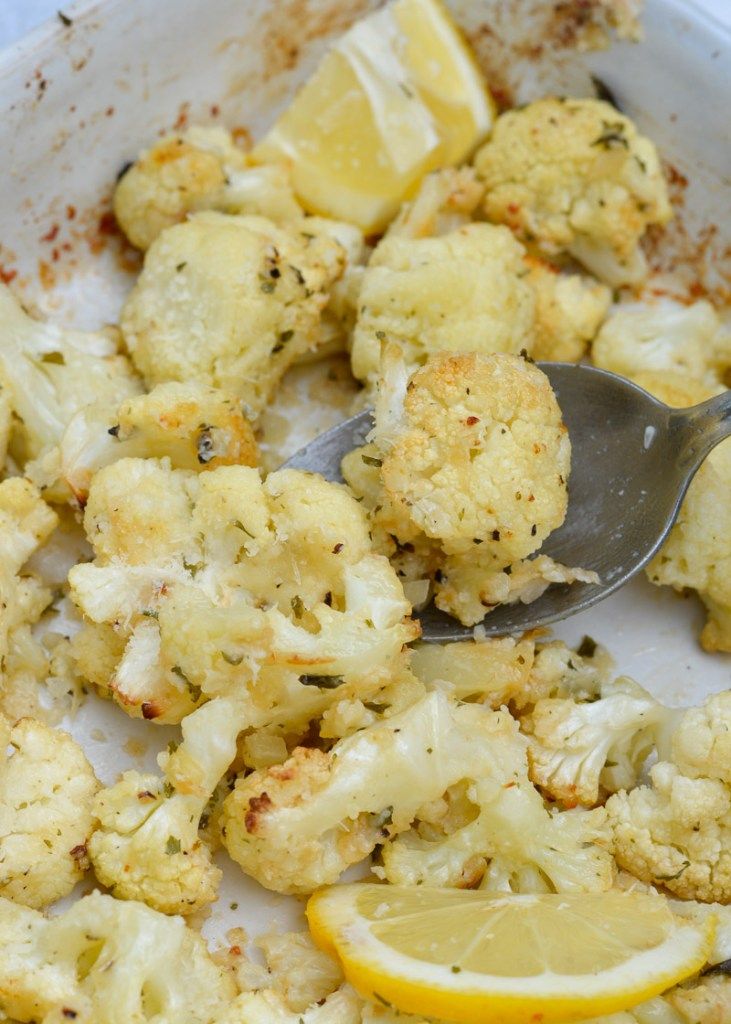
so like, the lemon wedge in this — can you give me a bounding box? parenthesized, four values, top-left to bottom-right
(252, 0, 494, 233)
(307, 884, 714, 1024)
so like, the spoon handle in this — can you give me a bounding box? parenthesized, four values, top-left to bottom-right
(675, 389, 731, 469)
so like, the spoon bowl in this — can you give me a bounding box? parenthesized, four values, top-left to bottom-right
(284, 363, 731, 641)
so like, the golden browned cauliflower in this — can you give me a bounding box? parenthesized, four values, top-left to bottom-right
(524, 256, 611, 361)
(377, 351, 571, 560)
(0, 715, 98, 909)
(384, 166, 485, 240)
(221, 692, 516, 894)
(379, 704, 614, 894)
(607, 692, 731, 903)
(60, 380, 258, 504)
(114, 125, 302, 250)
(68, 458, 417, 727)
(350, 223, 536, 385)
(0, 478, 58, 721)
(343, 349, 595, 626)
(120, 212, 346, 414)
(474, 98, 671, 286)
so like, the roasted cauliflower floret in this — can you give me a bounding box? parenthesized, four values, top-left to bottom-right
(519, 636, 616, 705)
(591, 298, 731, 387)
(69, 459, 416, 725)
(380, 709, 613, 893)
(663, 974, 731, 1024)
(647, 441, 731, 653)
(218, 989, 362, 1024)
(523, 675, 670, 808)
(345, 350, 595, 626)
(0, 283, 140, 473)
(631, 370, 731, 652)
(474, 98, 671, 285)
(89, 695, 243, 914)
(670, 691, 731, 784)
(114, 125, 302, 250)
(0, 891, 235, 1022)
(0, 478, 58, 720)
(385, 166, 485, 240)
(120, 212, 346, 414)
(221, 692, 514, 894)
(525, 257, 610, 361)
(378, 737, 610, 888)
(60, 381, 258, 504)
(607, 692, 731, 903)
(434, 551, 598, 627)
(0, 715, 98, 909)
(350, 223, 536, 385)
(582, 974, 731, 1024)
(376, 352, 571, 560)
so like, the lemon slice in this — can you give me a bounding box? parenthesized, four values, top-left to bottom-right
(307, 885, 714, 1024)
(252, 0, 494, 233)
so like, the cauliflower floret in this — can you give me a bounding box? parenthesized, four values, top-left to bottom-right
(434, 551, 598, 627)
(385, 166, 485, 240)
(0, 716, 98, 908)
(221, 692, 518, 894)
(0, 478, 58, 720)
(380, 710, 613, 894)
(524, 256, 611, 361)
(663, 975, 731, 1024)
(474, 98, 671, 285)
(60, 381, 258, 504)
(114, 125, 302, 250)
(350, 223, 536, 385)
(345, 350, 595, 626)
(376, 352, 571, 560)
(410, 636, 536, 708)
(252, 931, 344, 1012)
(69, 459, 417, 725)
(0, 284, 140, 474)
(0, 891, 235, 1022)
(88, 695, 244, 915)
(217, 989, 362, 1024)
(120, 212, 345, 414)
(646, 441, 731, 653)
(222, 931, 431, 1024)
(670, 691, 731, 784)
(523, 675, 671, 808)
(632, 370, 731, 653)
(583, 976, 731, 1024)
(607, 757, 731, 903)
(591, 299, 731, 387)
(520, 635, 616, 707)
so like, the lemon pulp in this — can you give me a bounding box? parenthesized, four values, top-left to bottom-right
(252, 0, 495, 232)
(307, 885, 714, 1024)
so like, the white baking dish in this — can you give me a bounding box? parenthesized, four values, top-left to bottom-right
(0, 0, 729, 945)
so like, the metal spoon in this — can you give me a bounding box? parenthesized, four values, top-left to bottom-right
(283, 363, 731, 642)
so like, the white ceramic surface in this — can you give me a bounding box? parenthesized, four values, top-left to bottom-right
(0, 0, 729, 947)
(1, 0, 730, 48)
